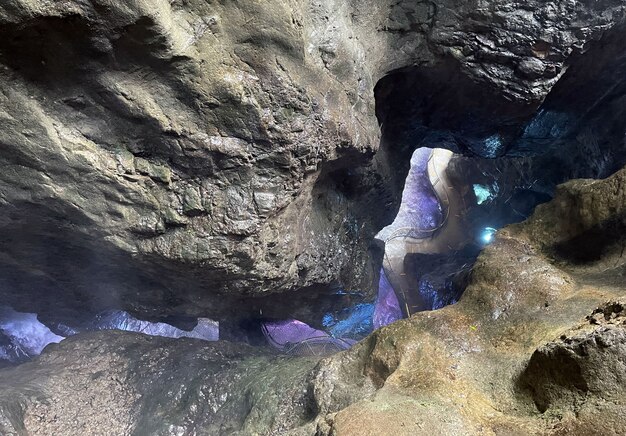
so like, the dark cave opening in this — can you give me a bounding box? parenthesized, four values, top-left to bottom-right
(373, 61, 539, 160)
(552, 215, 626, 265)
(371, 145, 552, 318)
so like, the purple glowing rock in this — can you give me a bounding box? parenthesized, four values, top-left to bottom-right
(262, 319, 329, 348)
(261, 319, 354, 355)
(92, 310, 219, 341)
(0, 307, 220, 364)
(377, 147, 443, 241)
(373, 268, 403, 329)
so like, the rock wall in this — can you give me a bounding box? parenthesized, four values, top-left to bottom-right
(0, 331, 320, 435)
(0, 0, 383, 324)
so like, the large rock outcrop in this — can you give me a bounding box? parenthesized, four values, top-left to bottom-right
(0, 0, 383, 326)
(2, 0, 626, 325)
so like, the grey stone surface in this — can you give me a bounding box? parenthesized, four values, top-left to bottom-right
(0, 331, 319, 436)
(521, 303, 626, 414)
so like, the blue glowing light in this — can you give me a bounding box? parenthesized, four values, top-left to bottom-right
(473, 184, 493, 205)
(480, 227, 497, 245)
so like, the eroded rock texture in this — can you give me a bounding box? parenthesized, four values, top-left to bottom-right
(0, 0, 384, 326)
(2, 0, 626, 326)
(521, 303, 626, 424)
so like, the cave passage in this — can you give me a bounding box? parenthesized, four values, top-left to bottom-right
(377, 147, 468, 316)
(375, 146, 555, 319)
(260, 148, 477, 351)
(261, 144, 555, 352)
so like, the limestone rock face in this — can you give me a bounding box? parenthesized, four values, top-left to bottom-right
(0, 0, 384, 324)
(1, 0, 626, 323)
(521, 303, 626, 415)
